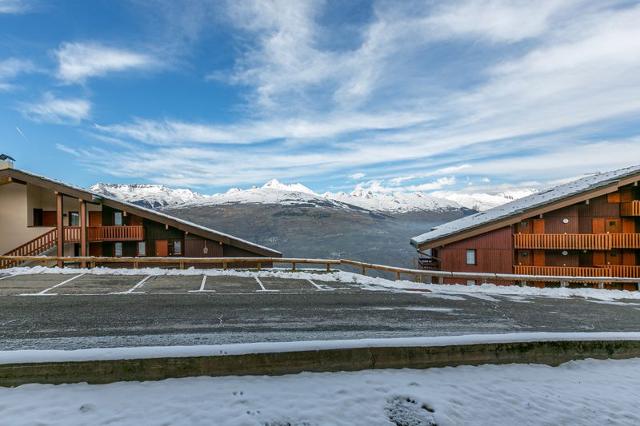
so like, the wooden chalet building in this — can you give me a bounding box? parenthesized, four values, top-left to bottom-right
(0, 158, 281, 268)
(411, 165, 640, 284)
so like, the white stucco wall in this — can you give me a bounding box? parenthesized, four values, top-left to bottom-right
(1, 183, 102, 255)
(26, 185, 100, 227)
(0, 183, 53, 254)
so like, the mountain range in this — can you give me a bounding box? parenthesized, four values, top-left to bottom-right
(90, 180, 533, 268)
(90, 179, 535, 212)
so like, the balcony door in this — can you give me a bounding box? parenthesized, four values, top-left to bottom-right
(606, 219, 621, 233)
(155, 240, 168, 257)
(89, 211, 102, 226)
(532, 219, 545, 234)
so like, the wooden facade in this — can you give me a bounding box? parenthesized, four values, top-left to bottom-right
(0, 168, 281, 268)
(415, 174, 640, 281)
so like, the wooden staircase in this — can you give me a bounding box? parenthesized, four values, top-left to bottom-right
(0, 229, 57, 269)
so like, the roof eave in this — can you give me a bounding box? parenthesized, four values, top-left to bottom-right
(0, 168, 282, 257)
(412, 173, 640, 250)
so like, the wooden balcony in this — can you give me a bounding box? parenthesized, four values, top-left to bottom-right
(608, 265, 640, 278)
(64, 226, 144, 242)
(514, 265, 611, 277)
(513, 233, 612, 250)
(611, 233, 640, 249)
(620, 201, 640, 216)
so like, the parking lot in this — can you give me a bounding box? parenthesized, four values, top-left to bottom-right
(0, 272, 352, 296)
(0, 271, 639, 351)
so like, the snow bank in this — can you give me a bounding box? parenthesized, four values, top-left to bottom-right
(1, 332, 639, 365)
(1, 358, 639, 425)
(5, 266, 640, 301)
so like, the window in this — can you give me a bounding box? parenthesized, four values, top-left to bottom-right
(114, 242, 123, 257)
(137, 242, 146, 257)
(69, 211, 80, 226)
(466, 249, 476, 265)
(466, 280, 476, 286)
(114, 211, 123, 226)
(169, 240, 182, 256)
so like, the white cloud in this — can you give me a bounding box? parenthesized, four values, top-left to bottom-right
(425, 0, 576, 42)
(95, 111, 429, 145)
(0, 58, 35, 90)
(69, 1, 640, 190)
(21, 93, 91, 124)
(349, 172, 365, 180)
(405, 177, 457, 192)
(55, 143, 80, 157)
(54, 42, 155, 83)
(0, 0, 31, 13)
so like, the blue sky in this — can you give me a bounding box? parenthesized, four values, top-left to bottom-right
(1, 0, 640, 195)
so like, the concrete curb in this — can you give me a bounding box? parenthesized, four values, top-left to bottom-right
(2, 339, 640, 387)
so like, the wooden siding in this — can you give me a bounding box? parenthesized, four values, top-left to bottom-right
(438, 227, 513, 274)
(543, 205, 579, 234)
(544, 251, 580, 267)
(184, 234, 223, 258)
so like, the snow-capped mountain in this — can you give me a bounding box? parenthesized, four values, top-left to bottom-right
(89, 183, 206, 209)
(90, 179, 534, 212)
(325, 189, 461, 213)
(430, 189, 538, 212)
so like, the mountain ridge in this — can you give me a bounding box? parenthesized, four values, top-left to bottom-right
(90, 179, 535, 212)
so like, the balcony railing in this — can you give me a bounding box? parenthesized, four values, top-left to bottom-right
(607, 265, 640, 278)
(514, 233, 612, 250)
(611, 233, 640, 249)
(514, 265, 611, 277)
(64, 226, 144, 242)
(620, 200, 640, 216)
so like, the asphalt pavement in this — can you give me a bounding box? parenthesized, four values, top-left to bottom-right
(0, 272, 639, 350)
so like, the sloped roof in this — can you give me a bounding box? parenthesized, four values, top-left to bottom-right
(0, 154, 15, 161)
(411, 165, 640, 249)
(0, 168, 282, 257)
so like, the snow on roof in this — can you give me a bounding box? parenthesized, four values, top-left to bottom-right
(411, 164, 640, 247)
(5, 169, 281, 256)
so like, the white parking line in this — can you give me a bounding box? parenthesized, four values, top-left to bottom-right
(122, 275, 152, 294)
(255, 276, 278, 292)
(188, 275, 217, 293)
(307, 279, 333, 291)
(22, 274, 85, 296)
(0, 274, 16, 281)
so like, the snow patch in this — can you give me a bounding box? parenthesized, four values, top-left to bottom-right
(0, 359, 639, 425)
(5, 266, 640, 302)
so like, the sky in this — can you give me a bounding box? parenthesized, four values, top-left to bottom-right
(1, 0, 640, 196)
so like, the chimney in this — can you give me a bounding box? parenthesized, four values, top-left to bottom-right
(0, 154, 15, 170)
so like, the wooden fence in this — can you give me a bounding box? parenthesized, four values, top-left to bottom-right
(1, 255, 640, 287)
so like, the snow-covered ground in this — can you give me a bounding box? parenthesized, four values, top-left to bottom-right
(5, 266, 640, 302)
(2, 358, 639, 425)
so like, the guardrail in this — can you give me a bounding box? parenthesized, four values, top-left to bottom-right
(1, 255, 640, 288)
